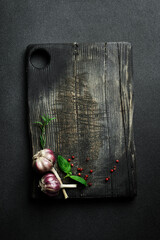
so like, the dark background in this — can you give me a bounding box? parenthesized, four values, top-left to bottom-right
(0, 1, 160, 240)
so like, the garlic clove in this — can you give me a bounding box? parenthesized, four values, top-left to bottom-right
(40, 149, 56, 164)
(40, 157, 53, 171)
(35, 159, 43, 172)
(44, 148, 54, 155)
(42, 175, 56, 184)
(44, 191, 59, 197)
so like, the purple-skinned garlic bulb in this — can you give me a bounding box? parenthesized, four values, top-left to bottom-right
(39, 173, 77, 197)
(39, 173, 61, 196)
(32, 149, 56, 173)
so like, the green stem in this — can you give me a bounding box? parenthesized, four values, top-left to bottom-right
(64, 174, 70, 179)
(34, 114, 56, 150)
(64, 172, 72, 179)
(40, 125, 46, 149)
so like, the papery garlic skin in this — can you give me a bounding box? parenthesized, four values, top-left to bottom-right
(41, 149, 55, 163)
(39, 173, 61, 196)
(32, 149, 56, 173)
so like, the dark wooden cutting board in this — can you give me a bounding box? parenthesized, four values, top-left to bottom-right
(26, 42, 137, 199)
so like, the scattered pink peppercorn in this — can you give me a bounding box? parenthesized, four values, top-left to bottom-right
(108, 177, 110, 180)
(80, 168, 83, 172)
(113, 165, 116, 168)
(71, 164, 74, 167)
(84, 177, 88, 180)
(72, 155, 75, 159)
(105, 177, 109, 181)
(90, 170, 93, 173)
(78, 173, 81, 176)
(86, 157, 90, 161)
(88, 182, 92, 187)
(110, 169, 114, 173)
(85, 175, 89, 178)
(68, 158, 71, 162)
(116, 160, 119, 163)
(77, 168, 81, 171)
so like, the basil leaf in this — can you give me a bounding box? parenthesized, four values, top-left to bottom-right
(58, 155, 71, 174)
(69, 175, 87, 186)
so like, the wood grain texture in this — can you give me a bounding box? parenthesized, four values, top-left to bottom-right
(26, 42, 137, 199)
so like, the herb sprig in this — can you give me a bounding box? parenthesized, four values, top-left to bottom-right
(58, 155, 87, 186)
(34, 114, 56, 149)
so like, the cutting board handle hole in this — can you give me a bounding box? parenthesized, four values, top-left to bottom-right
(30, 49, 50, 69)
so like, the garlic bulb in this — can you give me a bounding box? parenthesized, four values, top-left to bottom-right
(39, 173, 61, 196)
(39, 173, 77, 197)
(32, 149, 56, 173)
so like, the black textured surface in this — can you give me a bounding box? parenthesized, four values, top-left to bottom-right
(0, 1, 160, 240)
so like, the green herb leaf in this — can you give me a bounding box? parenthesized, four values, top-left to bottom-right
(34, 121, 43, 126)
(50, 117, 56, 121)
(34, 114, 55, 149)
(69, 175, 87, 186)
(41, 116, 46, 122)
(58, 155, 71, 174)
